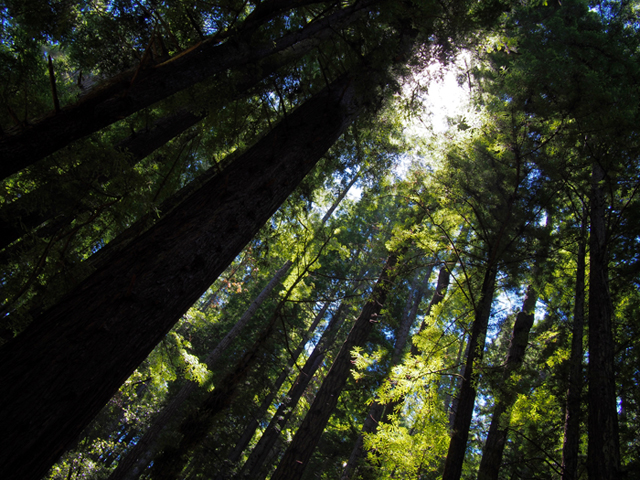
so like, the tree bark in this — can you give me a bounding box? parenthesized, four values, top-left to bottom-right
(561, 215, 586, 480)
(0, 66, 371, 480)
(106, 260, 292, 480)
(477, 284, 538, 480)
(587, 162, 620, 480)
(270, 251, 403, 480)
(0, 0, 373, 179)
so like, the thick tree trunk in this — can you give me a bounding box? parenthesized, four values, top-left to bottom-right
(0, 109, 204, 251)
(0, 0, 372, 179)
(561, 217, 586, 480)
(477, 284, 538, 480)
(0, 2, 351, 252)
(106, 260, 292, 480)
(270, 251, 403, 480)
(441, 263, 498, 480)
(0, 66, 370, 480)
(587, 162, 620, 480)
(238, 301, 350, 479)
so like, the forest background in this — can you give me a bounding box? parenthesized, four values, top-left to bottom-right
(0, 0, 639, 479)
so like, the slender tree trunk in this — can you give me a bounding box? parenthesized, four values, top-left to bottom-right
(442, 263, 498, 480)
(587, 162, 620, 480)
(341, 265, 436, 479)
(561, 216, 587, 480)
(0, 0, 372, 178)
(477, 284, 538, 480)
(106, 260, 292, 480)
(270, 250, 404, 480)
(225, 300, 332, 468)
(238, 301, 350, 479)
(0, 64, 373, 480)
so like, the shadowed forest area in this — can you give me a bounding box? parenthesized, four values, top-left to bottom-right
(1, 1, 639, 479)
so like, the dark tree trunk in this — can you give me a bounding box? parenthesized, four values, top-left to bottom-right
(341, 264, 436, 479)
(587, 162, 620, 480)
(224, 300, 332, 469)
(0, 0, 372, 179)
(238, 301, 350, 479)
(477, 284, 538, 480)
(441, 263, 498, 480)
(0, 67, 371, 480)
(270, 251, 403, 480)
(561, 215, 586, 480)
(106, 260, 292, 480)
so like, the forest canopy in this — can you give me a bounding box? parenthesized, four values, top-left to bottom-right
(0, 1, 639, 480)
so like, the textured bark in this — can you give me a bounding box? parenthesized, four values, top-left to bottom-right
(238, 302, 349, 479)
(270, 252, 402, 480)
(561, 218, 586, 480)
(442, 264, 497, 480)
(587, 162, 620, 480)
(0, 0, 362, 178)
(0, 68, 369, 480)
(106, 260, 292, 480)
(477, 284, 538, 480)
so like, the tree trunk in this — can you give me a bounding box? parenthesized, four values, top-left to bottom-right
(0, 0, 372, 179)
(561, 215, 586, 480)
(587, 162, 620, 480)
(477, 284, 538, 480)
(106, 260, 292, 480)
(0, 65, 373, 480)
(441, 263, 498, 480)
(270, 251, 403, 480)
(341, 264, 435, 479)
(225, 300, 332, 468)
(238, 301, 350, 479)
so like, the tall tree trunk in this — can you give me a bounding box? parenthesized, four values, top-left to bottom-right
(587, 162, 620, 480)
(270, 249, 406, 480)
(0, 0, 372, 178)
(561, 215, 587, 480)
(0, 62, 377, 480)
(477, 284, 538, 480)
(106, 260, 292, 480)
(0, 1, 352, 252)
(341, 264, 436, 479)
(224, 300, 332, 468)
(441, 263, 498, 480)
(238, 301, 350, 479)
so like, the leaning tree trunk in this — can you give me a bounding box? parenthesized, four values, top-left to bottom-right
(0, 0, 371, 178)
(477, 284, 538, 480)
(0, 3, 354, 252)
(224, 299, 332, 469)
(587, 162, 620, 480)
(106, 260, 292, 480)
(238, 300, 351, 480)
(270, 248, 407, 480)
(341, 264, 436, 479)
(0, 61, 377, 480)
(561, 214, 587, 480)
